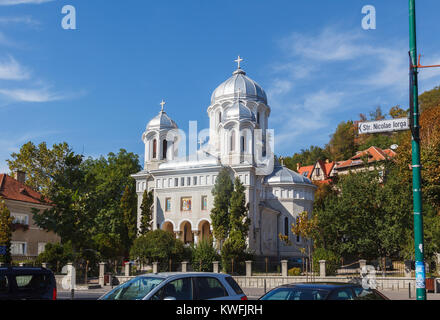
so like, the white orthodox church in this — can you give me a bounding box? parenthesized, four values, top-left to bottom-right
(132, 58, 316, 259)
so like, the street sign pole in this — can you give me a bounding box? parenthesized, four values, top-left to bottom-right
(409, 0, 426, 301)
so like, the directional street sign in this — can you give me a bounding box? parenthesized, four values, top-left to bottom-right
(358, 118, 410, 135)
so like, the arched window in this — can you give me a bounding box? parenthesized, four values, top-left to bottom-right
(230, 131, 236, 152)
(284, 217, 289, 237)
(257, 112, 260, 125)
(241, 136, 245, 153)
(152, 139, 157, 159)
(162, 140, 167, 160)
(218, 112, 222, 124)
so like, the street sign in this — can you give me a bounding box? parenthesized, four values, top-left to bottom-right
(0, 246, 7, 256)
(358, 118, 410, 135)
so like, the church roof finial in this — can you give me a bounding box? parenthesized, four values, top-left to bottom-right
(235, 55, 243, 70)
(160, 99, 166, 112)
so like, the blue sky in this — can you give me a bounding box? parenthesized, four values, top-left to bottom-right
(1, 0, 440, 172)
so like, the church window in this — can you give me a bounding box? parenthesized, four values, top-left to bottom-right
(162, 140, 168, 160)
(181, 177, 185, 186)
(230, 131, 236, 152)
(284, 217, 289, 237)
(193, 176, 197, 186)
(187, 177, 191, 186)
(165, 198, 171, 212)
(201, 196, 208, 211)
(175, 178, 179, 187)
(218, 112, 222, 125)
(257, 112, 260, 125)
(153, 139, 157, 159)
(181, 197, 192, 211)
(241, 136, 245, 153)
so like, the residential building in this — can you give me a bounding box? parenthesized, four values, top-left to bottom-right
(0, 172, 60, 261)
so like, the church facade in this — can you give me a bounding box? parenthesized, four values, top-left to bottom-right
(132, 58, 316, 259)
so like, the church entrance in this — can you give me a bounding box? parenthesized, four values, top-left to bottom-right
(198, 220, 212, 241)
(162, 221, 174, 235)
(181, 221, 193, 244)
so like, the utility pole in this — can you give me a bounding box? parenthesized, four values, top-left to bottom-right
(409, 0, 426, 301)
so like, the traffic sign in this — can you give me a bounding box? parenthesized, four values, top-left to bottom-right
(358, 118, 410, 135)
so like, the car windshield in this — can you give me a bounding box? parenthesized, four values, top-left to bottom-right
(260, 287, 330, 300)
(102, 276, 164, 300)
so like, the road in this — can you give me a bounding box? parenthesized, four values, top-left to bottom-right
(57, 287, 440, 301)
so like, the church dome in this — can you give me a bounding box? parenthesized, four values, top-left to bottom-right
(264, 163, 313, 185)
(211, 68, 267, 105)
(224, 99, 255, 121)
(146, 109, 178, 131)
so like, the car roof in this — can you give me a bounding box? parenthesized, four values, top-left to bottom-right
(0, 267, 53, 274)
(280, 282, 360, 290)
(136, 272, 228, 279)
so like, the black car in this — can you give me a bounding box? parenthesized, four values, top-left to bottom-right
(259, 282, 389, 300)
(0, 267, 57, 300)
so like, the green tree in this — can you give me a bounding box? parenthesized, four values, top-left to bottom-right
(229, 177, 250, 237)
(35, 242, 75, 272)
(0, 198, 13, 264)
(283, 146, 329, 172)
(326, 121, 357, 161)
(389, 105, 408, 119)
(369, 106, 386, 121)
(82, 149, 141, 238)
(220, 230, 250, 274)
(210, 168, 234, 247)
(419, 85, 440, 112)
(92, 233, 124, 262)
(32, 152, 93, 252)
(129, 230, 185, 269)
(120, 184, 138, 252)
(7, 142, 73, 197)
(139, 189, 154, 235)
(192, 238, 220, 272)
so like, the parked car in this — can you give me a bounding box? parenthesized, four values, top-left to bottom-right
(99, 272, 247, 300)
(259, 283, 389, 300)
(0, 266, 57, 300)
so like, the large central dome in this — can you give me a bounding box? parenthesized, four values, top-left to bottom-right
(211, 68, 267, 105)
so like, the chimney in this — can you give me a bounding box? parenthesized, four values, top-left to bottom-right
(14, 171, 26, 184)
(296, 163, 301, 171)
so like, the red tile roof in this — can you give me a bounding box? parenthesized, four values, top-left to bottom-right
(336, 146, 396, 169)
(297, 165, 314, 179)
(0, 174, 47, 205)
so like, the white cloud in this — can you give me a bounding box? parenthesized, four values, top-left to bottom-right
(0, 0, 54, 5)
(0, 16, 40, 27)
(0, 88, 64, 102)
(0, 55, 30, 80)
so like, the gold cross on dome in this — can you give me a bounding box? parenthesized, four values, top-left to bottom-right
(235, 55, 243, 69)
(160, 100, 166, 111)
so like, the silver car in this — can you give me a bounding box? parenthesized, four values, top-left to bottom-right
(99, 272, 247, 300)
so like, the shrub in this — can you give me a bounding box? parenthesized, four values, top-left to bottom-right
(312, 247, 341, 276)
(192, 238, 220, 272)
(130, 230, 186, 270)
(288, 267, 301, 276)
(35, 242, 75, 273)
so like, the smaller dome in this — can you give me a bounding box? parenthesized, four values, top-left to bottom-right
(146, 110, 178, 131)
(264, 163, 313, 185)
(224, 99, 255, 121)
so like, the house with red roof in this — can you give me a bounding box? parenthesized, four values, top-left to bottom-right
(296, 146, 396, 184)
(335, 146, 396, 176)
(297, 160, 337, 184)
(0, 172, 60, 261)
